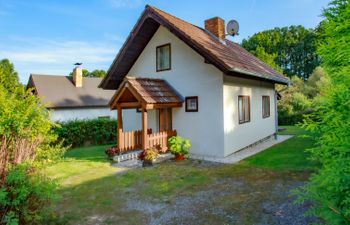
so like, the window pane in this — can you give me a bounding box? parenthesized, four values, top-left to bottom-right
(162, 45, 170, 69)
(238, 97, 243, 122)
(157, 44, 170, 71)
(262, 96, 270, 118)
(244, 97, 249, 121)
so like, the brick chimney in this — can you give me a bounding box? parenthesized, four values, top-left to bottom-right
(205, 17, 225, 39)
(72, 66, 83, 87)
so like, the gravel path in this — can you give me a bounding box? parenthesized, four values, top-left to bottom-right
(122, 164, 316, 225)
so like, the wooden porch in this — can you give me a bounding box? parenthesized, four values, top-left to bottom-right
(110, 77, 183, 153)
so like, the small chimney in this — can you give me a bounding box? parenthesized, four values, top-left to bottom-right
(72, 66, 83, 87)
(205, 17, 225, 39)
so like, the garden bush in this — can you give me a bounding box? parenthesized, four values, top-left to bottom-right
(0, 164, 57, 225)
(295, 1, 350, 224)
(277, 69, 329, 126)
(54, 118, 117, 147)
(0, 59, 64, 225)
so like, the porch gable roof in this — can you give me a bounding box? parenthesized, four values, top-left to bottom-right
(110, 77, 184, 109)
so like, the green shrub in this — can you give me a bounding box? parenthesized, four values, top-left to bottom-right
(54, 118, 117, 147)
(295, 1, 350, 224)
(0, 59, 64, 179)
(168, 136, 191, 156)
(0, 59, 64, 224)
(278, 76, 313, 125)
(0, 164, 58, 225)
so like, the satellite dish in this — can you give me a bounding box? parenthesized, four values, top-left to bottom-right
(226, 20, 239, 36)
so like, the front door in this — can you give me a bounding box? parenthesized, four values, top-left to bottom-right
(158, 108, 172, 132)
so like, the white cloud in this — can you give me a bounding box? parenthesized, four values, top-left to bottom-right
(0, 36, 121, 83)
(108, 0, 143, 8)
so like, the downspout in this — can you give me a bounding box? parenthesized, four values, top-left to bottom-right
(274, 90, 278, 140)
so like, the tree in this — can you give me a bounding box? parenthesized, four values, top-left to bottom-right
(0, 59, 64, 178)
(0, 59, 20, 92)
(242, 25, 320, 80)
(277, 76, 312, 125)
(305, 66, 330, 98)
(251, 46, 283, 73)
(89, 69, 106, 78)
(296, 0, 350, 224)
(69, 69, 106, 77)
(0, 59, 65, 224)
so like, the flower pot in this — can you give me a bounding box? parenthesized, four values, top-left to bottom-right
(174, 154, 185, 161)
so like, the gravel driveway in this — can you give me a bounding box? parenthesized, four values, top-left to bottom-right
(114, 161, 317, 225)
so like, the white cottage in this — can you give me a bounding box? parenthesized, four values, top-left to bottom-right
(27, 67, 116, 122)
(99, 5, 289, 160)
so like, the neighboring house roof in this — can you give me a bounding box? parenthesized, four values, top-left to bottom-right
(28, 74, 116, 109)
(110, 77, 183, 109)
(100, 5, 289, 89)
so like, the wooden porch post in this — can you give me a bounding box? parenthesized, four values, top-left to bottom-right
(159, 109, 165, 132)
(117, 105, 123, 149)
(142, 108, 148, 150)
(166, 108, 172, 130)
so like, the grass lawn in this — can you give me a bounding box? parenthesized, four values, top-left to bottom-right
(45, 126, 318, 224)
(241, 125, 319, 171)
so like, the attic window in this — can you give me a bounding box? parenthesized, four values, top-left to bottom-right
(156, 43, 171, 72)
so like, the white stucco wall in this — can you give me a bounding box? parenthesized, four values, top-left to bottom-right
(125, 26, 225, 158)
(50, 107, 117, 122)
(223, 76, 276, 156)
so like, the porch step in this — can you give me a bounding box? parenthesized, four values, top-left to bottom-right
(113, 151, 173, 164)
(113, 150, 142, 163)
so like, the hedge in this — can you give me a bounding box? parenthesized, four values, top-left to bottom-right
(53, 118, 117, 147)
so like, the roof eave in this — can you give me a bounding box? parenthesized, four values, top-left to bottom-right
(99, 6, 154, 90)
(228, 67, 290, 85)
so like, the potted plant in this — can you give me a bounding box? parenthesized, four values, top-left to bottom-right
(105, 146, 121, 158)
(168, 136, 191, 161)
(139, 148, 159, 167)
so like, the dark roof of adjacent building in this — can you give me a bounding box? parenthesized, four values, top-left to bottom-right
(100, 5, 289, 89)
(28, 74, 116, 109)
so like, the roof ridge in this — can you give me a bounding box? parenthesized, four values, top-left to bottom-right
(31, 74, 103, 80)
(147, 5, 202, 31)
(126, 76, 165, 82)
(148, 5, 228, 47)
(30, 74, 68, 77)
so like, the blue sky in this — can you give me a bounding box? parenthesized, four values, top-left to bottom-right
(0, 0, 329, 83)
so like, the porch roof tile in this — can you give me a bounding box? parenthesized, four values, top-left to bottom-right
(127, 77, 183, 104)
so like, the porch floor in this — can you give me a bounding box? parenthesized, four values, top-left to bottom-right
(189, 135, 293, 164)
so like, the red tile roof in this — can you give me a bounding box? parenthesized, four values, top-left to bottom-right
(100, 5, 289, 89)
(149, 6, 288, 84)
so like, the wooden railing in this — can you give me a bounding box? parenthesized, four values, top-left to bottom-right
(147, 130, 177, 152)
(118, 129, 176, 153)
(119, 129, 152, 152)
